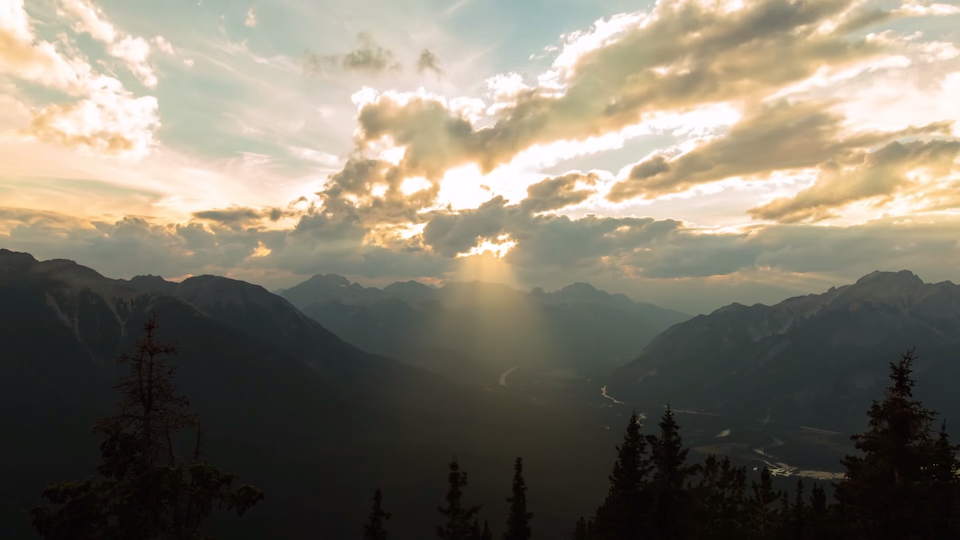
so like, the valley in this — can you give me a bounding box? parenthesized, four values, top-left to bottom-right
(1, 248, 957, 538)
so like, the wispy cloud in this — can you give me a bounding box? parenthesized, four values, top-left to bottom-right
(58, 0, 161, 87)
(304, 32, 401, 75)
(417, 48, 443, 76)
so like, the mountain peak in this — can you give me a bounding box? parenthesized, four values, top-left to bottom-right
(0, 249, 38, 273)
(306, 273, 351, 287)
(281, 273, 378, 308)
(553, 282, 601, 300)
(855, 269, 923, 287)
(844, 270, 925, 300)
(563, 282, 598, 292)
(126, 274, 177, 295)
(383, 280, 435, 302)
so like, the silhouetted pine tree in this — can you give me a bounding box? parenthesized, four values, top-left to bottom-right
(364, 488, 390, 540)
(777, 491, 790, 537)
(692, 454, 723, 538)
(592, 411, 650, 540)
(929, 420, 960, 537)
(437, 459, 483, 540)
(834, 348, 939, 540)
(788, 479, 807, 540)
(807, 483, 831, 540)
(647, 405, 699, 540)
(481, 520, 493, 540)
(503, 457, 532, 540)
(713, 456, 749, 537)
(572, 517, 590, 540)
(745, 467, 781, 540)
(29, 313, 263, 539)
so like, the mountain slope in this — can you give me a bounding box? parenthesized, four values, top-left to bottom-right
(0, 249, 615, 540)
(605, 270, 960, 432)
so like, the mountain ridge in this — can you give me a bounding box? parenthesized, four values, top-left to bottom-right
(606, 270, 960, 432)
(280, 272, 690, 382)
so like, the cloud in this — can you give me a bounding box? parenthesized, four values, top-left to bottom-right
(1, 205, 452, 283)
(7, 204, 960, 315)
(1, 0, 160, 156)
(422, 196, 514, 257)
(245, 6, 257, 28)
(0, 0, 91, 93)
(192, 205, 293, 228)
(750, 138, 960, 222)
(897, 1, 960, 16)
(318, 157, 441, 226)
(6, 0, 960, 316)
(606, 100, 954, 201)
(280, 0, 960, 285)
(153, 36, 175, 55)
(520, 172, 598, 213)
(0, 209, 262, 278)
(304, 32, 401, 75)
(349, 0, 916, 179)
(22, 93, 159, 156)
(748, 216, 960, 279)
(58, 0, 159, 88)
(417, 48, 443, 76)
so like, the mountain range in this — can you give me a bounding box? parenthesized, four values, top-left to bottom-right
(606, 270, 960, 433)
(280, 274, 689, 385)
(5, 247, 960, 538)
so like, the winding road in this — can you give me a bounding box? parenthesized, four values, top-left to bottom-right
(499, 365, 521, 387)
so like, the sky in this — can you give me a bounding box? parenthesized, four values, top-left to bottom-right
(2, 0, 960, 314)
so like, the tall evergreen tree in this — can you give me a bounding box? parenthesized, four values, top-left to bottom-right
(363, 488, 390, 540)
(647, 405, 699, 540)
(745, 467, 781, 540)
(29, 314, 263, 539)
(592, 411, 650, 540)
(777, 491, 790, 538)
(807, 483, 830, 540)
(834, 348, 939, 540)
(717, 457, 748, 537)
(692, 454, 722, 539)
(437, 459, 483, 540)
(788, 479, 807, 540)
(503, 457, 532, 540)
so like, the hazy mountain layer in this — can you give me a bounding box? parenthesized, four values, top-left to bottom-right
(606, 270, 960, 432)
(281, 274, 690, 384)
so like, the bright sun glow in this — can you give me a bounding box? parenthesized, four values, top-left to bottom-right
(400, 176, 432, 195)
(437, 164, 491, 210)
(249, 242, 272, 258)
(450, 245, 520, 288)
(456, 235, 517, 258)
